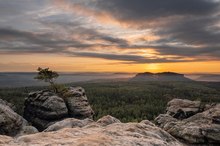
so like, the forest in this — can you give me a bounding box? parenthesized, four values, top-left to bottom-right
(0, 81, 220, 122)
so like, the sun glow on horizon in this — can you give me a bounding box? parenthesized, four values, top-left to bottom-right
(145, 64, 161, 72)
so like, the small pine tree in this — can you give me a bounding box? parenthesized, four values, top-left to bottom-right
(34, 67, 59, 93)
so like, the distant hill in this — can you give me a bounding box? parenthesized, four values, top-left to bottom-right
(130, 72, 192, 81)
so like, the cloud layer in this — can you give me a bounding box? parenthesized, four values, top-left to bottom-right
(0, 0, 220, 64)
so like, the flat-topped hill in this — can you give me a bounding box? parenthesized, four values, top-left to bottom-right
(130, 72, 192, 81)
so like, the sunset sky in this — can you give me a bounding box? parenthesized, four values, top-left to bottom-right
(0, 0, 220, 73)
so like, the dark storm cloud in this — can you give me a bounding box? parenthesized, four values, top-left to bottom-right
(155, 16, 220, 46)
(95, 0, 219, 21)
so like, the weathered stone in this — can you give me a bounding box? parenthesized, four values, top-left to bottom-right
(166, 98, 202, 119)
(23, 90, 68, 131)
(44, 118, 94, 132)
(16, 126, 39, 137)
(62, 87, 94, 119)
(0, 116, 183, 146)
(0, 99, 28, 136)
(0, 135, 14, 145)
(0, 99, 16, 111)
(97, 115, 121, 126)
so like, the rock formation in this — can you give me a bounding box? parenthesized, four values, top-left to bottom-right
(62, 87, 94, 119)
(0, 116, 183, 146)
(0, 99, 38, 137)
(166, 98, 202, 119)
(23, 87, 94, 131)
(155, 98, 220, 145)
(23, 90, 69, 131)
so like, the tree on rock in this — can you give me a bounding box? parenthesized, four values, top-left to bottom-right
(35, 67, 59, 93)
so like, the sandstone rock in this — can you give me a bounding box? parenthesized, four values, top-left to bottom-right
(62, 87, 94, 119)
(0, 99, 28, 136)
(44, 118, 94, 132)
(0, 99, 16, 111)
(166, 98, 202, 119)
(0, 135, 14, 145)
(16, 126, 39, 137)
(0, 116, 183, 146)
(155, 100, 220, 145)
(97, 115, 121, 126)
(23, 90, 68, 131)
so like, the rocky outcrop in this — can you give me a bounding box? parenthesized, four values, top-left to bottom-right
(23, 87, 94, 131)
(62, 87, 94, 119)
(0, 99, 38, 137)
(166, 98, 202, 119)
(0, 116, 183, 146)
(155, 99, 220, 145)
(23, 90, 68, 131)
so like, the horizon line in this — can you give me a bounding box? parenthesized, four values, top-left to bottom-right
(0, 71, 220, 75)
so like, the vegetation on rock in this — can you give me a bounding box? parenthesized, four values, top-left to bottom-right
(34, 67, 60, 93)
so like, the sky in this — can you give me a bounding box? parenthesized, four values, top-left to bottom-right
(0, 0, 220, 73)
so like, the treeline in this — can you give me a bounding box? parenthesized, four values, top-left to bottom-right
(79, 81, 220, 121)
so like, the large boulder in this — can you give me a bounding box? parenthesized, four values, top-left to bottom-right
(166, 98, 202, 119)
(1, 116, 183, 146)
(23, 90, 69, 131)
(62, 87, 94, 119)
(0, 99, 38, 137)
(155, 99, 220, 145)
(23, 87, 94, 131)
